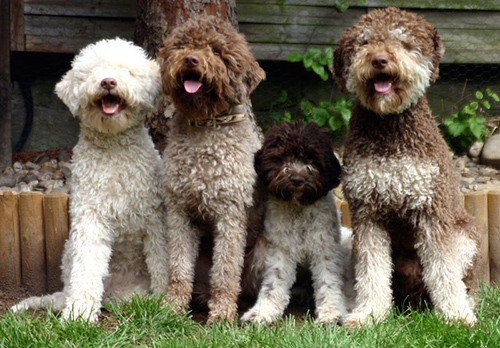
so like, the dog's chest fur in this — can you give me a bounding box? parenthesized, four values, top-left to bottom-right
(163, 115, 261, 216)
(71, 126, 164, 237)
(343, 155, 439, 211)
(265, 194, 341, 263)
(342, 100, 448, 213)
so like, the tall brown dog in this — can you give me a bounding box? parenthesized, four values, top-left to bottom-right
(333, 7, 479, 326)
(159, 16, 266, 322)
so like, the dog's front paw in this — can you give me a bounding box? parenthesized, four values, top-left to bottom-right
(161, 292, 189, 314)
(61, 301, 99, 322)
(441, 307, 477, 326)
(207, 302, 237, 324)
(344, 310, 387, 329)
(315, 310, 343, 326)
(240, 307, 278, 325)
(10, 302, 29, 314)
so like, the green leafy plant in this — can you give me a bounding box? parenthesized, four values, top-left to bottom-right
(442, 88, 497, 153)
(287, 47, 333, 81)
(267, 47, 352, 140)
(300, 98, 352, 132)
(270, 90, 292, 123)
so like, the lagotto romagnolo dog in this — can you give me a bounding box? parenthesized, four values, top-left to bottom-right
(12, 38, 168, 321)
(159, 16, 266, 322)
(241, 121, 349, 325)
(333, 8, 480, 326)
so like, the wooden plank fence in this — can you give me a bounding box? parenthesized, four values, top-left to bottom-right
(0, 189, 499, 295)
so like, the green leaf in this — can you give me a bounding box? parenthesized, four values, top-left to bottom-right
(476, 116, 487, 124)
(286, 52, 303, 63)
(475, 91, 484, 100)
(335, 0, 349, 12)
(308, 48, 322, 59)
(299, 99, 314, 113)
(447, 122, 466, 137)
(312, 65, 326, 79)
(482, 100, 491, 110)
(470, 122, 484, 140)
(340, 108, 351, 124)
(303, 56, 313, 69)
(491, 93, 500, 102)
(329, 116, 342, 131)
(283, 111, 292, 122)
(324, 47, 334, 65)
(443, 117, 454, 126)
(312, 108, 329, 127)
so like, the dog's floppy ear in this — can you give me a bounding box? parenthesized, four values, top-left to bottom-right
(430, 27, 444, 83)
(55, 69, 80, 116)
(254, 148, 266, 182)
(244, 62, 266, 96)
(158, 43, 174, 96)
(324, 150, 342, 191)
(333, 42, 348, 93)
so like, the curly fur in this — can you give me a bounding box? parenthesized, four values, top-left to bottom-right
(333, 8, 479, 327)
(11, 38, 168, 321)
(242, 122, 350, 325)
(159, 16, 266, 322)
(160, 17, 265, 121)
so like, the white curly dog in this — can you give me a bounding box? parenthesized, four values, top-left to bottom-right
(11, 38, 168, 321)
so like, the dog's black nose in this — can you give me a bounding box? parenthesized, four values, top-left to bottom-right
(290, 176, 305, 186)
(101, 78, 117, 90)
(372, 55, 389, 69)
(185, 55, 200, 67)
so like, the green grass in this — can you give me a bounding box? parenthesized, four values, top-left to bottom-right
(2, 285, 500, 348)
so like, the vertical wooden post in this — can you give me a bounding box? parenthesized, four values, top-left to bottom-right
(44, 193, 69, 293)
(464, 191, 489, 286)
(10, 0, 25, 51)
(19, 192, 46, 295)
(340, 201, 351, 228)
(0, 190, 21, 291)
(488, 190, 500, 284)
(0, 0, 12, 170)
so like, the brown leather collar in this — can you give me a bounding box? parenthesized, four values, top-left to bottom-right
(187, 105, 246, 128)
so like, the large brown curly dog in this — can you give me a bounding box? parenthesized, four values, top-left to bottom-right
(333, 7, 479, 326)
(159, 16, 266, 322)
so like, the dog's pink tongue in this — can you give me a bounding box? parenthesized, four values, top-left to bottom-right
(184, 80, 203, 94)
(102, 98, 120, 115)
(374, 80, 392, 94)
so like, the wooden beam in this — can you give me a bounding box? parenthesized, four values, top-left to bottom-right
(464, 191, 489, 287)
(238, 0, 500, 11)
(488, 191, 500, 284)
(10, 0, 24, 51)
(0, 191, 21, 292)
(24, 0, 136, 18)
(43, 193, 69, 293)
(0, 0, 12, 170)
(19, 192, 46, 295)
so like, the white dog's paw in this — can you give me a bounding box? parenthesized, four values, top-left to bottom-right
(344, 309, 387, 328)
(10, 302, 29, 314)
(315, 310, 343, 326)
(442, 307, 477, 326)
(61, 301, 100, 322)
(241, 307, 278, 325)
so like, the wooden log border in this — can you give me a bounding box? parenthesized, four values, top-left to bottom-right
(0, 191, 69, 295)
(0, 189, 498, 294)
